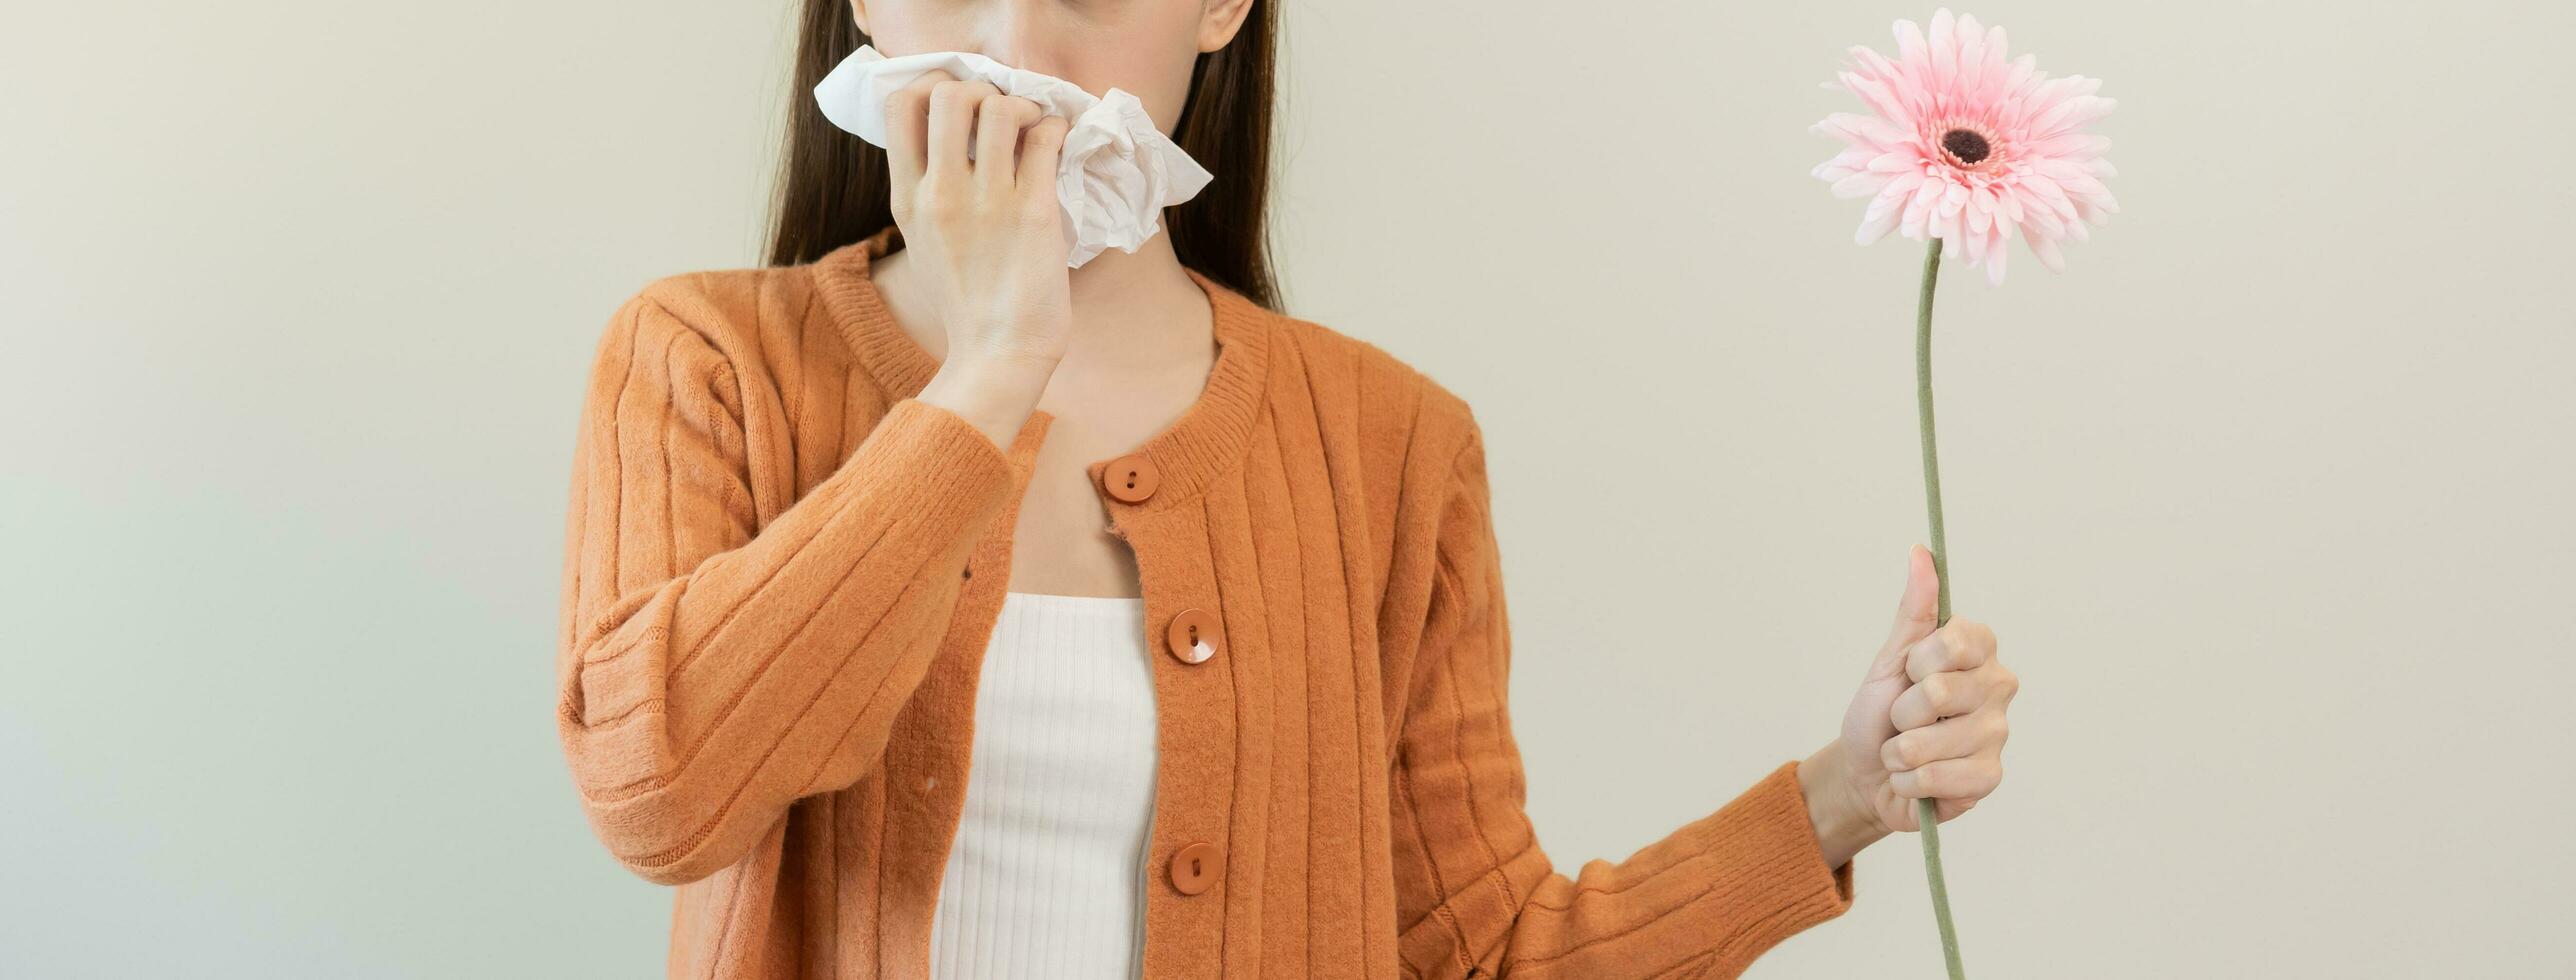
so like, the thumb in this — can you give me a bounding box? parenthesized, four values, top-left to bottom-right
(1868, 544, 1941, 680)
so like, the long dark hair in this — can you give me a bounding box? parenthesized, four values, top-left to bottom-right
(763, 1, 1281, 311)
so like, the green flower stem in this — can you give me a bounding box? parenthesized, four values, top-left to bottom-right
(1914, 237, 1965, 979)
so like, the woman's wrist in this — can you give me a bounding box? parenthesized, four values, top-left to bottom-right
(1798, 740, 1891, 870)
(917, 354, 1060, 450)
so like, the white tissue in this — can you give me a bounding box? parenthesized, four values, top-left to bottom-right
(813, 45, 1216, 269)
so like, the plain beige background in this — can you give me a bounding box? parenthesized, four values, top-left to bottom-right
(4, 0, 2571, 976)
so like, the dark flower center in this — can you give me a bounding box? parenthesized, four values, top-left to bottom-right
(1941, 128, 1992, 165)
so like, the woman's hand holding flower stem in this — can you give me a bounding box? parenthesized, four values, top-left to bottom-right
(1798, 544, 2017, 871)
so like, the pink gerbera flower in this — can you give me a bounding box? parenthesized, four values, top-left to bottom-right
(1812, 8, 2118, 284)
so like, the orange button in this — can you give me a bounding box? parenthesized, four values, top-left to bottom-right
(1102, 454, 1159, 503)
(1169, 841, 1224, 895)
(1165, 607, 1221, 665)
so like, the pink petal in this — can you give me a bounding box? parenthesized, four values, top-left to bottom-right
(1838, 72, 1913, 126)
(1808, 113, 1872, 144)
(2019, 172, 2076, 209)
(1900, 178, 1947, 237)
(1855, 172, 1918, 245)
(2059, 173, 2112, 199)
(2028, 157, 2090, 181)
(2026, 232, 2066, 272)
(2018, 192, 2067, 238)
(1957, 14, 1987, 93)
(1868, 150, 1920, 173)
(2024, 74, 2090, 115)
(1856, 204, 1904, 245)
(1831, 170, 1893, 198)
(2003, 54, 2037, 96)
(1895, 18, 1930, 77)
(1811, 147, 1873, 182)
(2031, 95, 2117, 139)
(1850, 45, 1909, 96)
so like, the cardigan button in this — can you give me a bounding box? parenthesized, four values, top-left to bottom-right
(1169, 841, 1224, 895)
(1165, 607, 1221, 665)
(1102, 453, 1159, 503)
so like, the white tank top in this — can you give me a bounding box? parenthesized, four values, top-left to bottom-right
(928, 590, 1161, 980)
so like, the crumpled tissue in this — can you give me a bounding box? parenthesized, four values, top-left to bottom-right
(813, 45, 1216, 268)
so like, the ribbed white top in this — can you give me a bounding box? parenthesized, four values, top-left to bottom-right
(928, 590, 1161, 980)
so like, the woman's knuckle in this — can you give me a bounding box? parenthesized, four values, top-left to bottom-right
(921, 180, 968, 218)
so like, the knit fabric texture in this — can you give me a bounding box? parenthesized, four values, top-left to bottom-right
(928, 590, 1159, 980)
(556, 224, 1857, 979)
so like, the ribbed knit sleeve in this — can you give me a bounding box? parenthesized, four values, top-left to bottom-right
(556, 290, 1017, 886)
(1389, 419, 1857, 979)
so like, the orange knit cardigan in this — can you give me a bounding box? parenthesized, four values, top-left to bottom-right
(556, 225, 1856, 979)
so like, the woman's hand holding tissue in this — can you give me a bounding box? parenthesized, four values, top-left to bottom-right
(1799, 545, 2019, 869)
(815, 45, 1216, 269)
(883, 70, 1076, 444)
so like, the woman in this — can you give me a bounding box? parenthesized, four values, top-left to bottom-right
(554, 0, 2020, 976)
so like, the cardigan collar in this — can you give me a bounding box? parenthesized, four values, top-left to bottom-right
(809, 223, 1273, 517)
